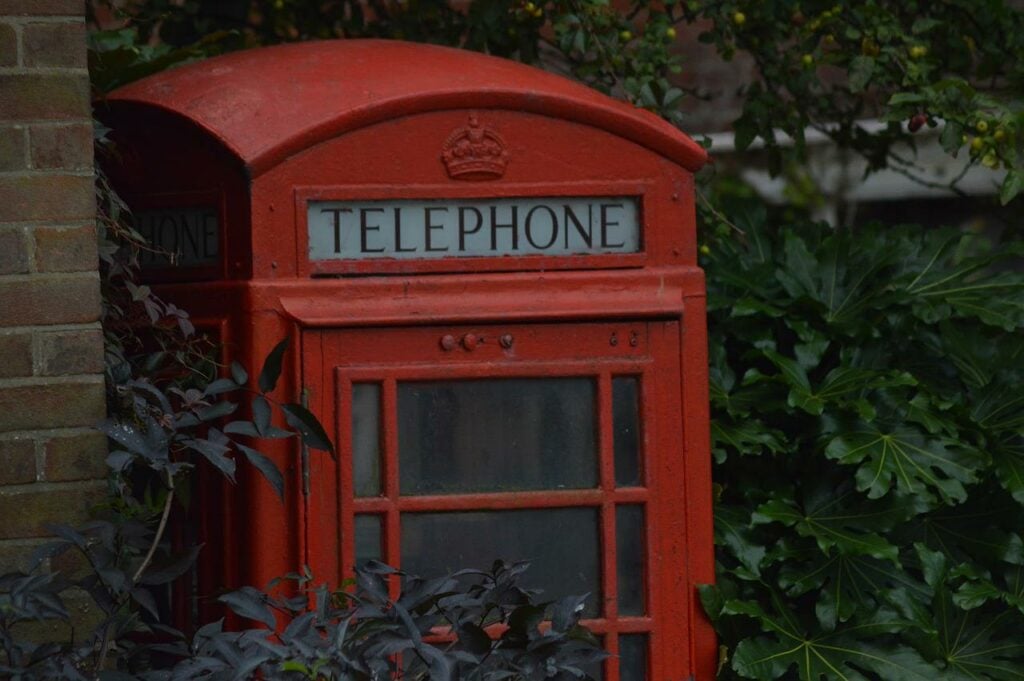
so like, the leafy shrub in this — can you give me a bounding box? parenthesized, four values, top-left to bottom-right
(700, 200, 1024, 678)
(2, 558, 603, 680)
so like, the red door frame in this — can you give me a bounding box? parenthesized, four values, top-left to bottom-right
(303, 320, 693, 679)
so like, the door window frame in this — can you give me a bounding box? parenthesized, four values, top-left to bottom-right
(302, 321, 691, 679)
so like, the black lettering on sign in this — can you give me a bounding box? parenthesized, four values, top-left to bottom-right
(307, 196, 640, 261)
(525, 205, 558, 250)
(490, 205, 519, 252)
(458, 206, 483, 251)
(360, 208, 386, 253)
(321, 207, 352, 254)
(424, 207, 449, 252)
(599, 203, 625, 249)
(563, 203, 593, 249)
(394, 207, 415, 253)
(136, 207, 220, 268)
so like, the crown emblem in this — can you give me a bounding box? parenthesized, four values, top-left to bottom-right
(441, 114, 510, 181)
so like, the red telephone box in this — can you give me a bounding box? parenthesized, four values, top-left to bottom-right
(102, 39, 713, 680)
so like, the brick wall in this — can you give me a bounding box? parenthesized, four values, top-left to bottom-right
(0, 0, 106, 584)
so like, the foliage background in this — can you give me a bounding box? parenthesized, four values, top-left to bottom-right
(67, 0, 1024, 678)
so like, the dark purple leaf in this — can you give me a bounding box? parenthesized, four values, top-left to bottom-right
(258, 338, 289, 393)
(281, 403, 333, 453)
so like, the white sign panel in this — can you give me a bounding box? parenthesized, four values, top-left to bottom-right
(308, 196, 640, 261)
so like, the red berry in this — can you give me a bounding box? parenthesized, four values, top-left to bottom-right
(909, 113, 927, 133)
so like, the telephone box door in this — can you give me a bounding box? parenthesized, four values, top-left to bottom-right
(303, 319, 695, 680)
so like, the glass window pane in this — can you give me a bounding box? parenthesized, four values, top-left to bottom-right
(613, 377, 641, 487)
(352, 383, 381, 497)
(616, 505, 645, 615)
(354, 514, 382, 567)
(398, 378, 597, 495)
(401, 508, 601, 616)
(619, 634, 648, 681)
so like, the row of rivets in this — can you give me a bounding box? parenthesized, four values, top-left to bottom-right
(610, 330, 641, 347)
(440, 333, 515, 352)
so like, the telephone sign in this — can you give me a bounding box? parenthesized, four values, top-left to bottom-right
(136, 207, 219, 268)
(102, 39, 715, 681)
(307, 196, 640, 260)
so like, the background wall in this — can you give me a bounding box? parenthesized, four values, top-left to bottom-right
(0, 0, 106, 593)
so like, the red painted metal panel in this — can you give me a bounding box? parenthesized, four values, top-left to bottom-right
(100, 38, 714, 679)
(106, 40, 706, 177)
(300, 321, 697, 680)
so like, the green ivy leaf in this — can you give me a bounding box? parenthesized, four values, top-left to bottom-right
(753, 483, 923, 563)
(825, 421, 986, 503)
(993, 437, 1024, 505)
(715, 505, 767, 578)
(779, 552, 932, 631)
(906, 590, 1024, 679)
(726, 591, 936, 680)
(733, 632, 937, 680)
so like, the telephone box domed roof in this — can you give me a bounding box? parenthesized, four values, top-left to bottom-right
(105, 39, 707, 177)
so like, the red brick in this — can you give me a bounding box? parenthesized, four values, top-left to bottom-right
(0, 226, 29, 274)
(43, 430, 105, 481)
(0, 379, 104, 431)
(0, 481, 103, 540)
(0, 275, 100, 326)
(0, 174, 94, 222)
(29, 123, 91, 170)
(0, 539, 47, 573)
(0, 0, 83, 16)
(23, 21, 85, 69)
(0, 21, 16, 67)
(0, 331, 33, 377)
(33, 224, 97, 272)
(0, 437, 36, 484)
(11, 589, 102, 641)
(0, 125, 28, 171)
(48, 542, 89, 576)
(35, 327, 103, 375)
(0, 74, 89, 120)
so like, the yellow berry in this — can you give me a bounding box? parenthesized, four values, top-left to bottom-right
(982, 152, 999, 169)
(971, 136, 984, 152)
(620, 29, 633, 41)
(666, 26, 677, 40)
(732, 11, 746, 26)
(910, 45, 928, 59)
(994, 128, 1006, 142)
(801, 54, 814, 67)
(699, 244, 711, 256)
(976, 120, 989, 134)
(824, 34, 836, 44)
(532, 7, 543, 17)
(961, 134, 969, 144)
(524, 1, 535, 11)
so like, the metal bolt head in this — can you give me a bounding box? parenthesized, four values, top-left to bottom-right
(440, 334, 457, 351)
(499, 334, 514, 349)
(462, 333, 479, 350)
